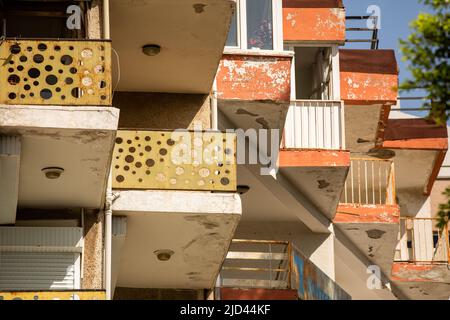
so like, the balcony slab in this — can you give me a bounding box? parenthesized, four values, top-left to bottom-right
(278, 149, 350, 220)
(112, 190, 241, 289)
(110, 0, 235, 93)
(334, 204, 400, 275)
(0, 105, 119, 209)
(391, 262, 450, 300)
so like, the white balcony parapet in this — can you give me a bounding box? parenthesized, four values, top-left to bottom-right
(282, 100, 344, 150)
(395, 217, 450, 264)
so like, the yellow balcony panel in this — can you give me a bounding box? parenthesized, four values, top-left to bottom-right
(0, 290, 106, 300)
(1, 39, 111, 106)
(112, 130, 237, 191)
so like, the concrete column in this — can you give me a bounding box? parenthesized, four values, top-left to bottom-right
(82, 210, 104, 289)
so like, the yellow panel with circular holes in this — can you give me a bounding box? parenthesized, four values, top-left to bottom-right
(112, 130, 237, 191)
(0, 39, 111, 106)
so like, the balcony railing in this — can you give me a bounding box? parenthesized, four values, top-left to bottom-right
(395, 217, 450, 264)
(1, 39, 111, 106)
(281, 100, 344, 150)
(112, 130, 237, 191)
(218, 239, 350, 300)
(341, 158, 396, 205)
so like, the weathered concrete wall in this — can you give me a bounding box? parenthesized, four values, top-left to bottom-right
(217, 53, 292, 102)
(87, 0, 102, 39)
(113, 92, 211, 130)
(283, 0, 345, 43)
(82, 210, 104, 289)
(113, 287, 204, 300)
(339, 50, 398, 105)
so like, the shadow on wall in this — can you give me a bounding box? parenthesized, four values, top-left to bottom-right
(113, 92, 211, 130)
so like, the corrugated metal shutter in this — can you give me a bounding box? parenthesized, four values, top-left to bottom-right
(0, 227, 82, 290)
(0, 252, 80, 290)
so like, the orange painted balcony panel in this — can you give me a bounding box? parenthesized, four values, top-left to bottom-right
(278, 149, 350, 168)
(334, 204, 400, 224)
(339, 49, 398, 105)
(216, 51, 293, 102)
(391, 262, 450, 283)
(382, 118, 448, 150)
(283, 0, 345, 43)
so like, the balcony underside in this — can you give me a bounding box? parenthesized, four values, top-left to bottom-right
(380, 118, 448, 195)
(112, 190, 241, 289)
(279, 149, 350, 220)
(218, 100, 290, 132)
(0, 105, 119, 209)
(334, 204, 400, 275)
(391, 262, 450, 300)
(110, 0, 234, 93)
(344, 103, 388, 153)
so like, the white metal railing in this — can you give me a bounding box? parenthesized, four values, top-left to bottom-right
(341, 158, 396, 205)
(395, 218, 450, 264)
(282, 100, 344, 150)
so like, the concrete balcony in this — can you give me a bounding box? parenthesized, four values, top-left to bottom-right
(279, 100, 349, 221)
(110, 0, 235, 94)
(334, 158, 400, 275)
(0, 39, 118, 220)
(216, 50, 293, 131)
(340, 49, 398, 154)
(217, 239, 350, 300)
(392, 217, 450, 299)
(282, 0, 346, 44)
(111, 130, 241, 292)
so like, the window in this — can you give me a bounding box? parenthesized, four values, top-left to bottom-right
(226, 6, 238, 47)
(293, 47, 333, 100)
(225, 0, 282, 51)
(246, 0, 273, 50)
(0, 0, 87, 39)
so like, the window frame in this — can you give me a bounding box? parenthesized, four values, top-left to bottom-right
(226, 0, 283, 52)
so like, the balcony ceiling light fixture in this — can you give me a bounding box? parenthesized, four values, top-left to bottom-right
(42, 167, 64, 179)
(154, 249, 174, 261)
(237, 185, 250, 195)
(142, 44, 161, 56)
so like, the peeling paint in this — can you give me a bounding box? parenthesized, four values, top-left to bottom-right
(217, 54, 292, 102)
(334, 204, 400, 224)
(283, 7, 345, 42)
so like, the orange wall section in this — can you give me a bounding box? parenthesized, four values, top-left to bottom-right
(283, 0, 345, 43)
(339, 49, 399, 105)
(216, 53, 292, 102)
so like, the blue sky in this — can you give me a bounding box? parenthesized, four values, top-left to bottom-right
(343, 0, 431, 109)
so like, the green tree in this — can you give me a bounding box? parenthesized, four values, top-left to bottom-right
(399, 0, 449, 126)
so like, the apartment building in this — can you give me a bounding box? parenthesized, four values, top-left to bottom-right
(0, 0, 448, 300)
